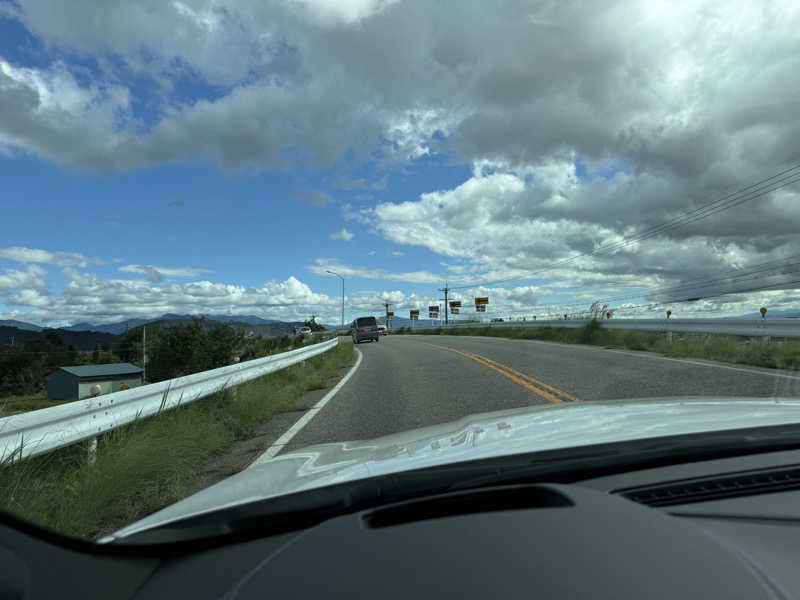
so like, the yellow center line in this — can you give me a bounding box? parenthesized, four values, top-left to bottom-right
(471, 353, 581, 403)
(424, 343, 566, 404)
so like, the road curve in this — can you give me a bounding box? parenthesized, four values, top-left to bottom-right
(282, 334, 800, 453)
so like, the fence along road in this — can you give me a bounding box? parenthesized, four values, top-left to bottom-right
(414, 318, 800, 338)
(0, 338, 339, 463)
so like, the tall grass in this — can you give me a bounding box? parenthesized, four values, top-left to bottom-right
(0, 341, 353, 540)
(395, 323, 800, 371)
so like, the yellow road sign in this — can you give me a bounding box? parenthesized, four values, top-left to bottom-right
(475, 297, 489, 305)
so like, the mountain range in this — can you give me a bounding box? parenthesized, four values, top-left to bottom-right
(1, 314, 287, 335)
(64, 314, 282, 334)
(0, 319, 44, 331)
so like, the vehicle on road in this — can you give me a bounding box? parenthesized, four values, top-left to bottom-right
(377, 323, 388, 336)
(298, 326, 312, 337)
(351, 316, 380, 344)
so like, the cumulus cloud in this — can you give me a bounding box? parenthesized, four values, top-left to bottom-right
(364, 164, 800, 304)
(119, 264, 212, 283)
(3, 268, 343, 325)
(2, 0, 797, 178)
(330, 227, 354, 241)
(3, 1, 800, 315)
(0, 264, 48, 292)
(0, 246, 103, 267)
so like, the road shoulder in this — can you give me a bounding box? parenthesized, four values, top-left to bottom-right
(188, 349, 359, 492)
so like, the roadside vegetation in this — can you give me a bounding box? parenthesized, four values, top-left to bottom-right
(0, 392, 63, 418)
(393, 322, 800, 371)
(0, 317, 322, 409)
(0, 340, 353, 540)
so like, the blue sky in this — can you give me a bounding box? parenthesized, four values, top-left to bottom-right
(2, 1, 800, 326)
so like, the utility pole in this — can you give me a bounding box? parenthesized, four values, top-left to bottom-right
(384, 302, 391, 329)
(438, 282, 450, 325)
(142, 325, 147, 383)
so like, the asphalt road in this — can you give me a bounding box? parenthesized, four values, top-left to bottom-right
(283, 334, 800, 452)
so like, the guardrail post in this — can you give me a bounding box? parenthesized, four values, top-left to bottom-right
(88, 436, 97, 465)
(666, 331, 673, 344)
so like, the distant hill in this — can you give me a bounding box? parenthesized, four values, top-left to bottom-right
(0, 326, 121, 350)
(64, 317, 152, 334)
(65, 313, 283, 334)
(0, 319, 43, 331)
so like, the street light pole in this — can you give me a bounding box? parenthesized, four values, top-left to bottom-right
(326, 270, 345, 330)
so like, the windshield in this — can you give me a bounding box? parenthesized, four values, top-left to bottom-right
(1, 0, 800, 543)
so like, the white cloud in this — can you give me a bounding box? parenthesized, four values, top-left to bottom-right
(3, 0, 798, 180)
(3, 1, 800, 318)
(330, 227, 354, 241)
(0, 246, 103, 267)
(286, 0, 400, 26)
(119, 264, 212, 283)
(0, 264, 48, 292)
(367, 250, 376, 256)
(3, 268, 347, 325)
(309, 258, 441, 284)
(391, 251, 405, 257)
(362, 162, 800, 306)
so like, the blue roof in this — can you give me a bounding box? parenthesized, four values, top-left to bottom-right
(56, 363, 143, 378)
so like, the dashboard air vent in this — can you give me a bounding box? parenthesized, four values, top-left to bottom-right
(618, 466, 800, 507)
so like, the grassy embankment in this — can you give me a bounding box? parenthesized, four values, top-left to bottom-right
(0, 393, 65, 418)
(0, 341, 353, 540)
(393, 322, 800, 371)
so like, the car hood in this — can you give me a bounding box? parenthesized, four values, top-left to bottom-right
(106, 396, 800, 541)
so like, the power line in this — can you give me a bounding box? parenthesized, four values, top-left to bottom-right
(450, 162, 800, 290)
(527, 254, 800, 313)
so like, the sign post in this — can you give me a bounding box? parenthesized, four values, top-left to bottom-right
(474, 297, 488, 322)
(429, 305, 439, 322)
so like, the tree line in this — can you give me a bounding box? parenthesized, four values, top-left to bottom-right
(0, 318, 316, 397)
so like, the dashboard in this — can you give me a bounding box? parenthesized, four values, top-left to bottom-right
(5, 447, 800, 598)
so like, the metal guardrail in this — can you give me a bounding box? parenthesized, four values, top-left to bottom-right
(0, 338, 339, 462)
(405, 318, 800, 338)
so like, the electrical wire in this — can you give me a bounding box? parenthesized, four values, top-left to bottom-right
(448, 163, 800, 290)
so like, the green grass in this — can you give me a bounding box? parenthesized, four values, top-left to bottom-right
(0, 341, 354, 541)
(0, 392, 68, 418)
(394, 323, 800, 371)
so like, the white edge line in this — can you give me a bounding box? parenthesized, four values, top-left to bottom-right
(249, 346, 363, 466)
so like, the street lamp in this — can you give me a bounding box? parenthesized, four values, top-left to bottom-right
(326, 270, 345, 330)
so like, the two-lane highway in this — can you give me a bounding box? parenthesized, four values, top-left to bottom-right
(283, 334, 800, 453)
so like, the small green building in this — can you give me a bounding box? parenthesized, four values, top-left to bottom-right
(46, 363, 144, 401)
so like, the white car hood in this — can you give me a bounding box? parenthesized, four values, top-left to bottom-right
(106, 397, 800, 541)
